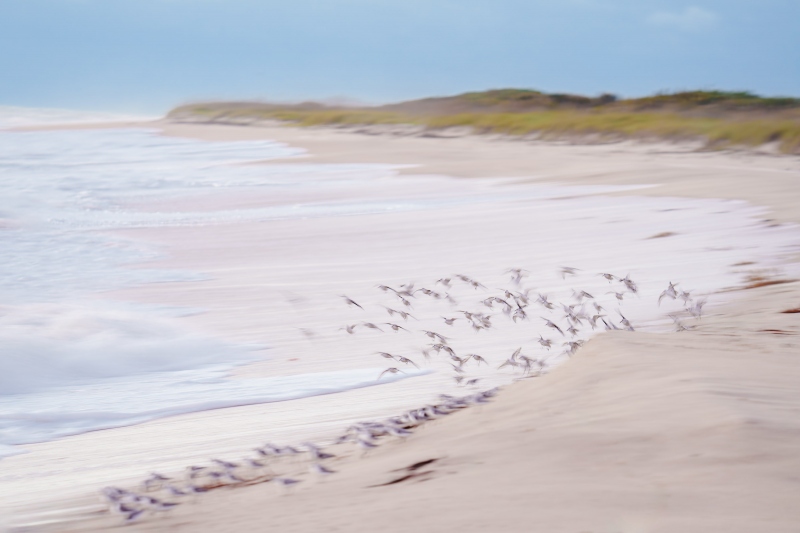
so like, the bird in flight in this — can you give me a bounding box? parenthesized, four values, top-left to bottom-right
(422, 330, 448, 343)
(658, 281, 679, 305)
(377, 367, 404, 380)
(341, 295, 364, 309)
(598, 272, 617, 283)
(541, 318, 564, 336)
(537, 335, 552, 349)
(560, 266, 580, 278)
(396, 356, 419, 369)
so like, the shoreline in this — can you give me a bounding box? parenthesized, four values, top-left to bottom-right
(159, 120, 800, 224)
(4, 120, 800, 531)
(18, 118, 800, 223)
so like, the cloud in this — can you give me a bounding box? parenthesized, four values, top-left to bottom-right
(647, 6, 718, 32)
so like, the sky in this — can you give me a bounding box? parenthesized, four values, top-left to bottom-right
(1, 0, 798, 113)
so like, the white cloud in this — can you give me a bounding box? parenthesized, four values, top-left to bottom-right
(647, 6, 718, 32)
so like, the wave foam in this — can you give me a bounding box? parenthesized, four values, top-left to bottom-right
(0, 105, 155, 130)
(0, 304, 249, 395)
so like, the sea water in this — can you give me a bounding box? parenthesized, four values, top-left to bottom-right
(0, 115, 431, 453)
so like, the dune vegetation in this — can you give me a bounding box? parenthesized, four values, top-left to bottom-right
(169, 90, 800, 154)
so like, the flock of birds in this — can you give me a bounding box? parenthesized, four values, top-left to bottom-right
(98, 389, 498, 524)
(99, 266, 706, 525)
(340, 267, 705, 387)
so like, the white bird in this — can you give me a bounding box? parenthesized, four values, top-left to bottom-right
(542, 318, 564, 336)
(688, 298, 707, 318)
(537, 335, 552, 349)
(498, 357, 519, 370)
(560, 266, 580, 278)
(506, 268, 529, 285)
(396, 356, 419, 369)
(598, 272, 617, 282)
(341, 295, 364, 309)
(310, 463, 337, 476)
(537, 293, 555, 309)
(466, 353, 488, 365)
(619, 274, 638, 294)
(618, 312, 634, 331)
(422, 330, 448, 343)
(377, 367, 404, 380)
(273, 477, 302, 489)
(658, 281, 679, 305)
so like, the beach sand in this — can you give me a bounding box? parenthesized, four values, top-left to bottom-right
(7, 122, 800, 532)
(81, 287, 800, 533)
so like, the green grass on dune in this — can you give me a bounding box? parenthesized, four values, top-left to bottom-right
(422, 111, 800, 152)
(263, 109, 410, 126)
(177, 107, 800, 154)
(630, 90, 800, 109)
(171, 87, 800, 155)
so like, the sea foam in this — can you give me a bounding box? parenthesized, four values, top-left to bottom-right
(0, 105, 153, 130)
(0, 303, 251, 395)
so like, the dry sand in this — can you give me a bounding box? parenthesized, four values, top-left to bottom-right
(10, 122, 800, 532)
(159, 121, 800, 224)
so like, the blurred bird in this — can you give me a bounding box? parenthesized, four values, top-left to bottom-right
(422, 330, 448, 343)
(537, 335, 553, 349)
(378, 367, 404, 380)
(310, 463, 336, 476)
(620, 274, 638, 294)
(560, 266, 580, 278)
(658, 281, 679, 305)
(506, 268, 529, 285)
(542, 318, 564, 336)
(341, 295, 364, 309)
(396, 356, 419, 369)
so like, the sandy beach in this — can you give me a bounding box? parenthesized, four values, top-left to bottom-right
(4, 121, 800, 532)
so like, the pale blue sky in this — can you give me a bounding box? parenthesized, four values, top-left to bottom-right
(1, 0, 798, 113)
